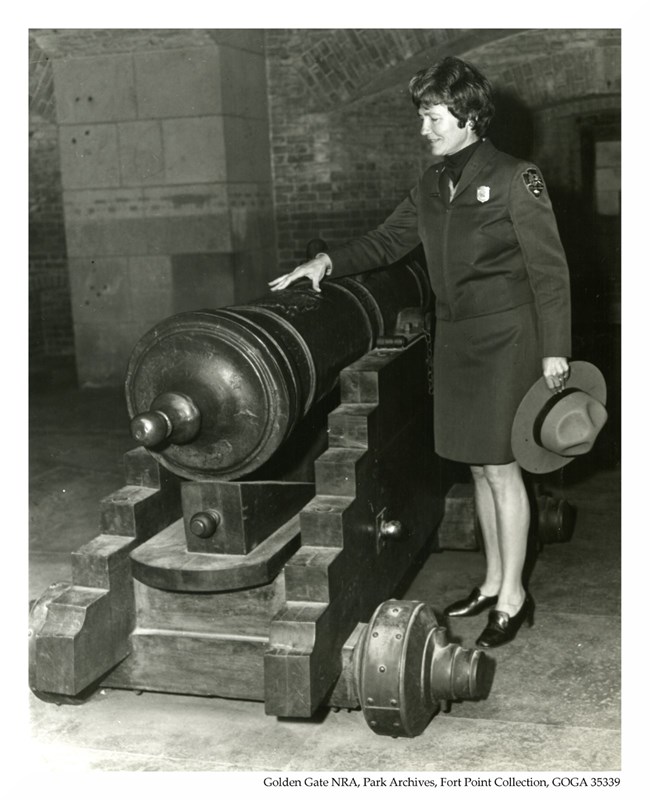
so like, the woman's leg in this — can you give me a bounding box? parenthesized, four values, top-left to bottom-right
(470, 465, 502, 597)
(481, 461, 529, 616)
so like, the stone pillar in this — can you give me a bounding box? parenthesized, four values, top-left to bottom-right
(53, 33, 276, 386)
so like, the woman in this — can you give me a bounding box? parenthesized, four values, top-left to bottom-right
(269, 56, 571, 648)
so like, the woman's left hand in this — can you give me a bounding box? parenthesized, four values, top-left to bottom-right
(542, 356, 570, 393)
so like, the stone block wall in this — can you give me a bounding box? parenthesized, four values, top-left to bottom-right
(29, 37, 73, 361)
(48, 32, 275, 386)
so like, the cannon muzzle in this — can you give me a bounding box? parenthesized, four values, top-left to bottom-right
(130, 391, 202, 447)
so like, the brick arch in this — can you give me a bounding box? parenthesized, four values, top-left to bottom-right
(465, 29, 620, 108)
(276, 29, 526, 110)
(275, 28, 620, 114)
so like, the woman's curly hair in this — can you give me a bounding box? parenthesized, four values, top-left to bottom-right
(409, 56, 495, 138)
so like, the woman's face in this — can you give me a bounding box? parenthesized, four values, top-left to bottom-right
(418, 103, 479, 157)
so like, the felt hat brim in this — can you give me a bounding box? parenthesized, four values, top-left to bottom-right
(511, 361, 607, 474)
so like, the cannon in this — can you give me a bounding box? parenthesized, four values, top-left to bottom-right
(29, 254, 495, 738)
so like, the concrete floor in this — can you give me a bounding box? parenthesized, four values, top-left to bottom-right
(27, 365, 621, 774)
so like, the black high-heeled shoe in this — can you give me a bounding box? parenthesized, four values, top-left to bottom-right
(475, 594, 534, 648)
(443, 587, 498, 618)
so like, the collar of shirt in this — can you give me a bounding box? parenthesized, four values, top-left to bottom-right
(443, 139, 482, 185)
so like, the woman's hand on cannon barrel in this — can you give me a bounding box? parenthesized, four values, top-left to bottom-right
(268, 253, 333, 293)
(542, 356, 570, 394)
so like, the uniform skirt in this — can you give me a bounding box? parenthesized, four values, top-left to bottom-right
(433, 302, 541, 465)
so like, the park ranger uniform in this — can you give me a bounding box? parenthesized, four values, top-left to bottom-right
(328, 138, 571, 465)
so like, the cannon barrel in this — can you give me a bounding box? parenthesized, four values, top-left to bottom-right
(125, 257, 431, 481)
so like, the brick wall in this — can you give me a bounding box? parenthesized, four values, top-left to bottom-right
(266, 29, 434, 268)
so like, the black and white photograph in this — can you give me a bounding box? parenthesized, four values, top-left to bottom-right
(21, 13, 633, 789)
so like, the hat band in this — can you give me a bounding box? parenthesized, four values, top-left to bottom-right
(532, 388, 580, 449)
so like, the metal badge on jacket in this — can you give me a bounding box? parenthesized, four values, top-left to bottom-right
(477, 186, 490, 203)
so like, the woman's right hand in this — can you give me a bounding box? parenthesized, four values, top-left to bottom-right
(268, 253, 332, 293)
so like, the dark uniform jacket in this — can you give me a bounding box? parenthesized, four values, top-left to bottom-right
(328, 139, 571, 357)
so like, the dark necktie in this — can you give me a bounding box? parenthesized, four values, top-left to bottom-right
(444, 161, 463, 187)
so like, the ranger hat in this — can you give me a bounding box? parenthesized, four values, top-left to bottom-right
(511, 361, 608, 474)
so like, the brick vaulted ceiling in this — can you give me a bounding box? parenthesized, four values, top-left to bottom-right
(265, 28, 620, 111)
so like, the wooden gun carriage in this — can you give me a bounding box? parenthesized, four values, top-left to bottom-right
(29, 255, 496, 738)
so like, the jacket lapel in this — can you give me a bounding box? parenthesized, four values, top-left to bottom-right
(450, 139, 498, 202)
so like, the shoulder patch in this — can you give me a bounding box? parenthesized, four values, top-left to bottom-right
(522, 167, 545, 198)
